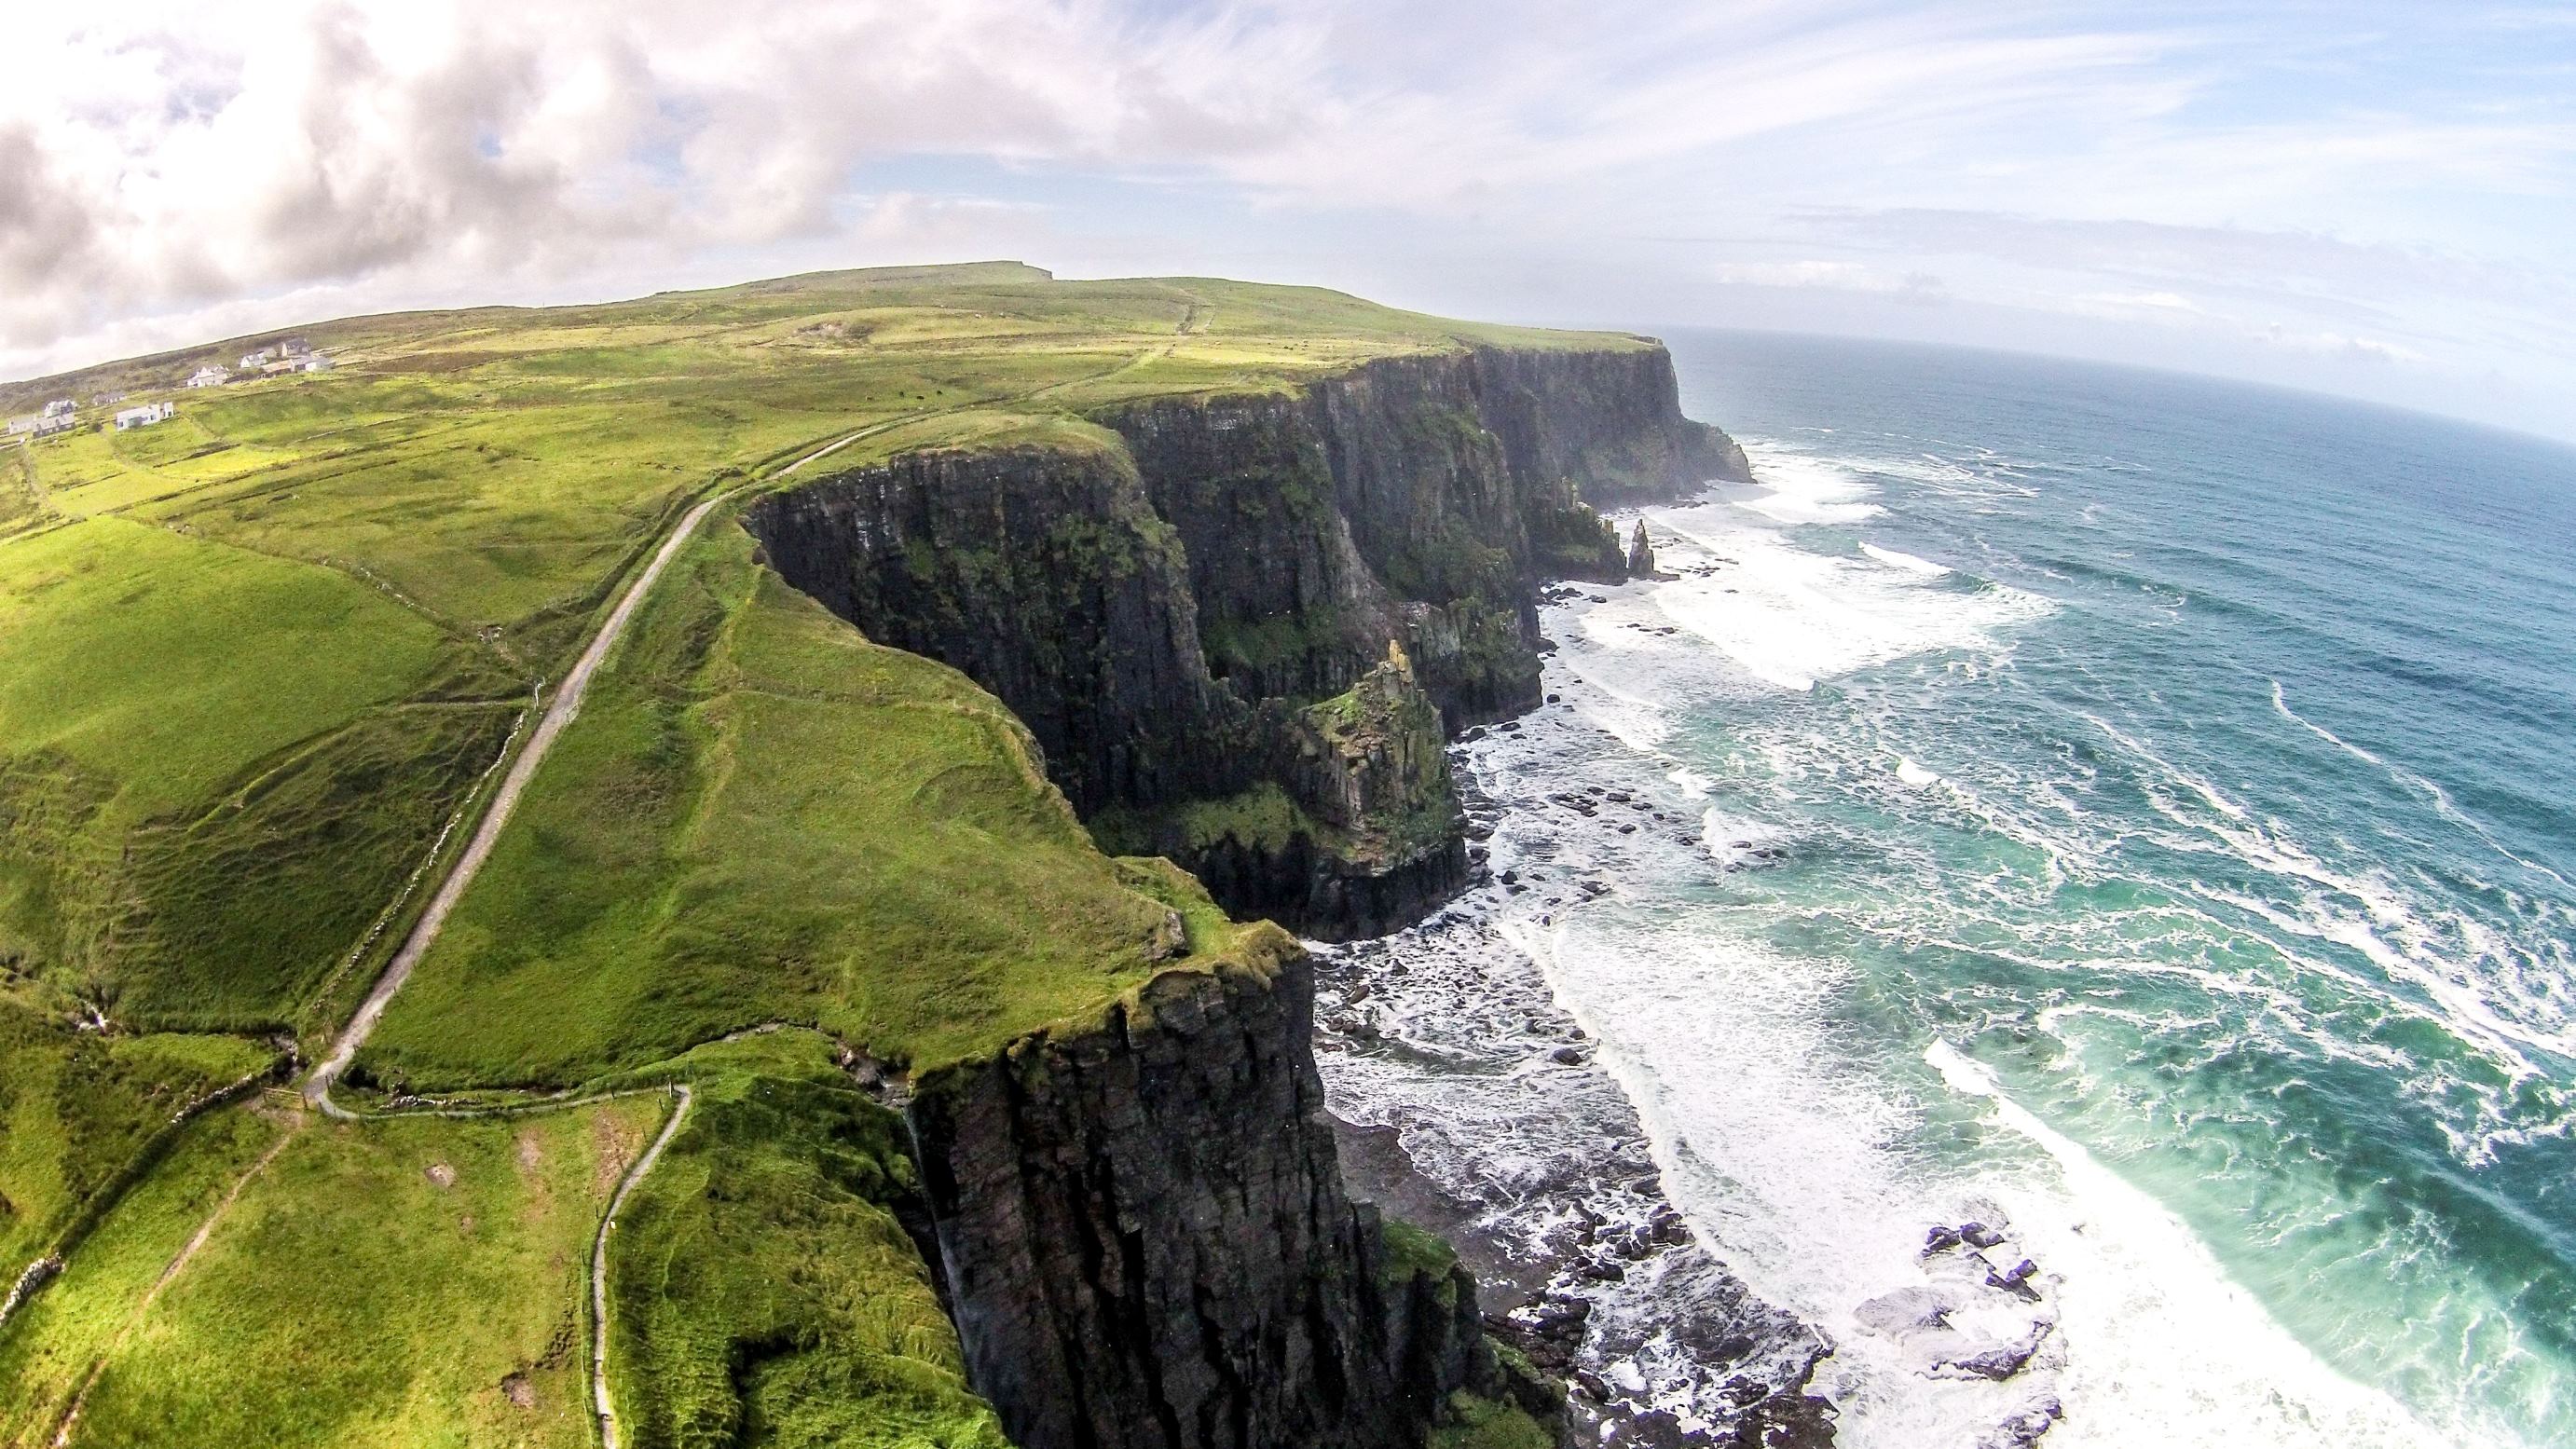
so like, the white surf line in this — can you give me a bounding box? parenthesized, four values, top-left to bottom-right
(302, 485, 741, 1115)
(592, 1085, 692, 1449)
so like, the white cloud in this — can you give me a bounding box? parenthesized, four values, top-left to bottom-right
(2077, 291, 2206, 313)
(0, 1, 2569, 436)
(1710, 259, 1949, 306)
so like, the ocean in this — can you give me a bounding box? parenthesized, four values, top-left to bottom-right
(1313, 331, 2576, 1448)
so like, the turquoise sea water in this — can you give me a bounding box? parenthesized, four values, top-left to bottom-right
(1506, 334, 2574, 1445)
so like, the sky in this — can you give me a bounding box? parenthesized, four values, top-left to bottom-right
(4, 1, 2572, 440)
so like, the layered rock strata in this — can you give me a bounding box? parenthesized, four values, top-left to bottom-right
(745, 341, 1742, 941)
(906, 940, 1505, 1449)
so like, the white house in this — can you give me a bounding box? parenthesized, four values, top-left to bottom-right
(280, 337, 311, 358)
(187, 364, 229, 389)
(116, 402, 175, 431)
(3, 417, 31, 435)
(298, 353, 336, 373)
(33, 413, 76, 438)
(40, 398, 74, 418)
(239, 348, 274, 369)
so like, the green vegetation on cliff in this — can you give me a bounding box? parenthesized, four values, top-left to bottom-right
(605, 1032, 1003, 1449)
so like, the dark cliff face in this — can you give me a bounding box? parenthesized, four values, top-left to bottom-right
(741, 444, 1258, 814)
(744, 341, 1739, 939)
(906, 941, 1498, 1449)
(1103, 345, 1739, 731)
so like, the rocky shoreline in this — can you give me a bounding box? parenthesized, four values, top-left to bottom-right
(1310, 515, 2087, 1449)
(1312, 753, 1837, 1448)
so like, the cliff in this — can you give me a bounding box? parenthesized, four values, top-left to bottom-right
(906, 936, 1507, 1449)
(746, 340, 1740, 942)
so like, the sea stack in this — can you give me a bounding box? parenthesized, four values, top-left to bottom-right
(1628, 518, 1657, 578)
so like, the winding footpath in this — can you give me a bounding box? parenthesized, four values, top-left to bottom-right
(306, 407, 921, 1115)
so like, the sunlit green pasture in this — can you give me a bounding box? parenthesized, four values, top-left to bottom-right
(1, 1096, 661, 1449)
(0, 991, 275, 1273)
(607, 1031, 1005, 1449)
(362, 513, 1251, 1088)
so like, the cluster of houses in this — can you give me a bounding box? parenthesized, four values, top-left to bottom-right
(5, 398, 81, 438)
(189, 337, 333, 390)
(6, 394, 178, 437)
(7, 336, 337, 444)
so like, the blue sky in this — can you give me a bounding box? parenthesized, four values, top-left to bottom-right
(5, 1, 2571, 439)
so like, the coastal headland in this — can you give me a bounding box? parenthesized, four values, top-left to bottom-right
(0, 262, 1816, 1448)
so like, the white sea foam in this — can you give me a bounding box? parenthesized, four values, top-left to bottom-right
(2083, 709, 2573, 1077)
(1644, 503, 2050, 693)
(1921, 1042, 2454, 1449)
(1492, 548, 2539, 1446)
(1733, 445, 1887, 526)
(1527, 880, 2458, 1449)
(1862, 541, 1952, 575)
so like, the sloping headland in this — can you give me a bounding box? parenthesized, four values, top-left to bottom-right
(0, 262, 1812, 1448)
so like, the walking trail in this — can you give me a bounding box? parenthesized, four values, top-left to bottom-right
(592, 1086, 693, 1449)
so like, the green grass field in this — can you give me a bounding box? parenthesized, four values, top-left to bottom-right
(359, 514, 1252, 1088)
(0, 1102, 294, 1448)
(0, 1096, 663, 1448)
(0, 993, 275, 1272)
(0, 517, 448, 819)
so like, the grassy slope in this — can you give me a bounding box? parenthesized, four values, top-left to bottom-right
(0, 1096, 663, 1448)
(0, 1105, 293, 1447)
(0, 994, 274, 1270)
(362, 504, 1243, 1087)
(0, 517, 448, 819)
(0, 262, 1648, 1442)
(606, 1032, 1003, 1449)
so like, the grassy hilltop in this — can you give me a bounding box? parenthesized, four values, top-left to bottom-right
(0, 263, 1620, 1445)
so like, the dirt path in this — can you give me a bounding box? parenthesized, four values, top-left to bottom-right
(303, 485, 740, 1115)
(590, 1086, 692, 1449)
(301, 401, 923, 1116)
